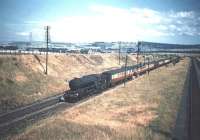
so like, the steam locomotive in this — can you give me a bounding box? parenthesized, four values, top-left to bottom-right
(59, 57, 180, 102)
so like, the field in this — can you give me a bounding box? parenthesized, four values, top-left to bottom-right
(8, 58, 190, 140)
(0, 53, 139, 114)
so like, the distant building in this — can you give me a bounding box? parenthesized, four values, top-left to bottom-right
(92, 42, 113, 50)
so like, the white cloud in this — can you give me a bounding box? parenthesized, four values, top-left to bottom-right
(157, 25, 168, 31)
(16, 32, 29, 36)
(170, 11, 195, 18)
(89, 5, 129, 16)
(169, 25, 176, 30)
(24, 5, 200, 42)
(130, 8, 162, 24)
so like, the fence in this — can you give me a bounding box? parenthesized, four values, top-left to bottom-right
(0, 49, 67, 55)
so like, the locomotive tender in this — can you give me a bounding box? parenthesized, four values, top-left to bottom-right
(60, 57, 179, 102)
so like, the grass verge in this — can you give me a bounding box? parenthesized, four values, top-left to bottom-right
(6, 58, 190, 140)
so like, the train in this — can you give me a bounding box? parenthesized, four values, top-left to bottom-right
(59, 57, 180, 102)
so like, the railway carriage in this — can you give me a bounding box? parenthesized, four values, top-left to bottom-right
(102, 65, 136, 87)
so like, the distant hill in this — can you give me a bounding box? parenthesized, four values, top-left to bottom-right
(140, 41, 200, 51)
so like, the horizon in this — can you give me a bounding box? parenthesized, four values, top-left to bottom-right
(1, 40, 200, 46)
(1, 0, 200, 44)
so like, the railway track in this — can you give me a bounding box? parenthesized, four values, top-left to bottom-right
(0, 87, 117, 139)
(0, 89, 114, 139)
(0, 94, 60, 125)
(0, 93, 73, 138)
(188, 57, 200, 140)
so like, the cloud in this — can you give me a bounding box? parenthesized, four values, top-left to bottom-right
(15, 28, 45, 41)
(89, 5, 129, 16)
(23, 5, 200, 42)
(169, 11, 195, 18)
(16, 32, 29, 36)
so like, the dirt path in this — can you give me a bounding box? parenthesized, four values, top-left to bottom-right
(173, 57, 200, 140)
(188, 58, 200, 140)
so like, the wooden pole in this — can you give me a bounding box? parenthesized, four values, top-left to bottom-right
(119, 42, 121, 65)
(137, 42, 140, 71)
(124, 53, 128, 87)
(45, 26, 50, 75)
(148, 57, 150, 75)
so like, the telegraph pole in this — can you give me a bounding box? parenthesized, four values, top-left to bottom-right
(124, 53, 128, 87)
(45, 26, 50, 75)
(143, 55, 145, 65)
(137, 41, 141, 71)
(119, 42, 121, 65)
(147, 57, 150, 75)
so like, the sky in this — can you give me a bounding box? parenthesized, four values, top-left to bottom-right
(0, 0, 200, 44)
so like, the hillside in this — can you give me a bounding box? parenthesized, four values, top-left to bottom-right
(0, 53, 137, 113)
(9, 58, 190, 140)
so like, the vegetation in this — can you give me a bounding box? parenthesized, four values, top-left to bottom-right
(0, 56, 61, 113)
(0, 54, 136, 113)
(8, 58, 189, 140)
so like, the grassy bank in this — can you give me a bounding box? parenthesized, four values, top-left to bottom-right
(0, 56, 60, 113)
(7, 58, 190, 140)
(0, 54, 138, 113)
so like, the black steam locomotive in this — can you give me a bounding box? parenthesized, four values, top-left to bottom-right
(59, 57, 180, 102)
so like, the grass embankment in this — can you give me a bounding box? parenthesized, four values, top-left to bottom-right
(0, 56, 60, 113)
(0, 54, 137, 113)
(8, 58, 190, 140)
